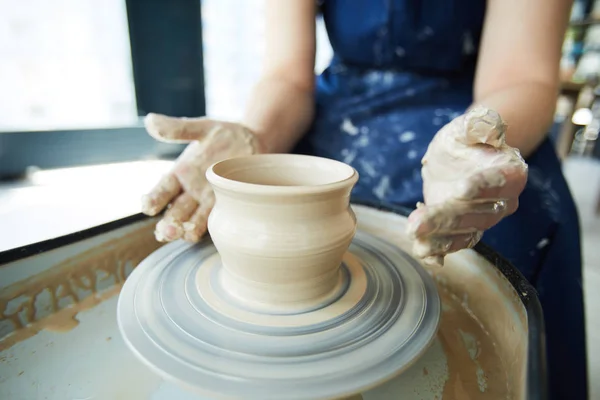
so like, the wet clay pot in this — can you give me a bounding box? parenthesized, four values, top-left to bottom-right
(206, 154, 359, 313)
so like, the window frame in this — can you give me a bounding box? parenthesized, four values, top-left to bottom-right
(0, 0, 206, 179)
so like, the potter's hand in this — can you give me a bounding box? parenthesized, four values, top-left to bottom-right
(407, 106, 528, 266)
(141, 113, 263, 242)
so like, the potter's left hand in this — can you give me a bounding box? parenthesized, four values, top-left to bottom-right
(407, 106, 528, 266)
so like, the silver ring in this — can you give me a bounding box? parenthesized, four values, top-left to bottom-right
(492, 199, 507, 213)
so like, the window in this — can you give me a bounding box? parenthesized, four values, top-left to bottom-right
(0, 0, 138, 131)
(0, 0, 334, 178)
(0, 0, 206, 253)
(0, 0, 335, 254)
(0, 0, 205, 179)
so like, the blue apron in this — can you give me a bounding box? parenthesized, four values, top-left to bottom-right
(293, 1, 587, 398)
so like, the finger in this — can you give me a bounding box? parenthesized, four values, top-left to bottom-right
(458, 106, 507, 148)
(445, 163, 526, 201)
(141, 173, 181, 216)
(183, 191, 216, 242)
(412, 231, 483, 259)
(422, 255, 445, 268)
(144, 113, 218, 143)
(439, 199, 517, 233)
(407, 199, 518, 237)
(154, 193, 198, 242)
(474, 166, 528, 200)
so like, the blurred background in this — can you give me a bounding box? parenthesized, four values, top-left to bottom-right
(0, 0, 334, 131)
(0, 0, 599, 396)
(0, 0, 598, 172)
(0, 0, 337, 251)
(1, 0, 599, 170)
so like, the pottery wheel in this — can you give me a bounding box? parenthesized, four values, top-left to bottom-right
(117, 230, 440, 400)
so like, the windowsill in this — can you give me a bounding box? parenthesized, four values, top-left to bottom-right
(0, 160, 172, 254)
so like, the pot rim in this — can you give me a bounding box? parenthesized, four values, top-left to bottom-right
(206, 154, 359, 196)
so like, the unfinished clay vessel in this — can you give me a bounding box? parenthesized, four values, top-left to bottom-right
(118, 154, 441, 400)
(206, 154, 359, 313)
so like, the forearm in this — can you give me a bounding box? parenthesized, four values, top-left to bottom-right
(472, 81, 558, 158)
(242, 75, 315, 154)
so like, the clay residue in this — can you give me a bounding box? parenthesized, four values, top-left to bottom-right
(338, 395, 363, 400)
(0, 221, 161, 351)
(0, 284, 122, 350)
(430, 252, 527, 400)
(437, 285, 509, 399)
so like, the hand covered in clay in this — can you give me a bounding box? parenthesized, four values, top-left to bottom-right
(141, 114, 263, 242)
(407, 106, 528, 266)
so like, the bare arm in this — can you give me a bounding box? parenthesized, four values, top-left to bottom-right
(473, 0, 572, 157)
(242, 0, 317, 153)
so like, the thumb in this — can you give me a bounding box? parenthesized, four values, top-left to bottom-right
(144, 113, 217, 143)
(456, 106, 507, 148)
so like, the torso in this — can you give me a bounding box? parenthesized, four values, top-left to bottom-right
(319, 0, 486, 72)
(295, 0, 487, 206)
(292, 4, 587, 396)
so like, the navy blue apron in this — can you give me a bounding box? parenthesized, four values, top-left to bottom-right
(293, 1, 587, 398)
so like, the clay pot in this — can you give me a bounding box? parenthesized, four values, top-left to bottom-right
(206, 154, 359, 314)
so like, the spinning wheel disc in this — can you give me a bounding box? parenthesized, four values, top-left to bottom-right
(117, 230, 440, 400)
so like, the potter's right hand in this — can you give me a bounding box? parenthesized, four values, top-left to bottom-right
(141, 113, 264, 242)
